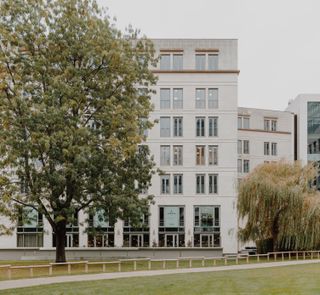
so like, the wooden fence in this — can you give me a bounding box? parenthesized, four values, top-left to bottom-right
(1, 250, 320, 280)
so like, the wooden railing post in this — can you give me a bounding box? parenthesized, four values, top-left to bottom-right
(49, 265, 52, 276)
(133, 260, 137, 271)
(267, 253, 270, 261)
(224, 257, 227, 265)
(29, 267, 33, 277)
(281, 253, 284, 261)
(162, 260, 166, 269)
(213, 259, 216, 266)
(257, 255, 260, 262)
(274, 253, 277, 261)
(176, 260, 179, 268)
(102, 264, 106, 272)
(67, 263, 71, 274)
(296, 252, 299, 260)
(303, 252, 306, 260)
(85, 262, 88, 273)
(148, 260, 151, 270)
(118, 262, 121, 272)
(189, 259, 192, 268)
(7, 268, 11, 280)
(246, 256, 249, 264)
(202, 258, 205, 267)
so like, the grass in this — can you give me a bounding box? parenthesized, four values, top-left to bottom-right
(0, 254, 315, 281)
(0, 263, 320, 294)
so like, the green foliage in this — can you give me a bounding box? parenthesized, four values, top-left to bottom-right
(238, 161, 320, 251)
(0, 0, 157, 257)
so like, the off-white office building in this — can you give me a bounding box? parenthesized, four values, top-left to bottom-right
(0, 39, 304, 256)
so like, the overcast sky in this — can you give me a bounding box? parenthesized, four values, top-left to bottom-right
(97, 0, 320, 111)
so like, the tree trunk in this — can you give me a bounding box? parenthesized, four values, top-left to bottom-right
(55, 220, 67, 263)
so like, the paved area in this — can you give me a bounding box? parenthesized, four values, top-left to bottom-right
(0, 259, 319, 290)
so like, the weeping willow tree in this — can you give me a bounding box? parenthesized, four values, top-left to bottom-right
(238, 161, 320, 252)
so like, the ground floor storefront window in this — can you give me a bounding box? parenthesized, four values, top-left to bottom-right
(123, 214, 149, 247)
(17, 208, 43, 247)
(158, 206, 185, 247)
(193, 206, 220, 247)
(88, 232, 114, 247)
(87, 209, 114, 247)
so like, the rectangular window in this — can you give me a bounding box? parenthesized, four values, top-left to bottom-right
(264, 119, 270, 131)
(139, 117, 148, 137)
(173, 145, 183, 166)
(195, 54, 206, 70)
(271, 120, 277, 131)
(173, 88, 183, 109)
(238, 159, 242, 173)
(160, 145, 170, 166)
(161, 175, 170, 194)
(160, 88, 170, 109)
(159, 206, 184, 227)
(160, 117, 170, 137)
(173, 117, 183, 137)
(173, 174, 183, 194)
(196, 146, 205, 165)
(238, 116, 242, 129)
(243, 117, 250, 129)
(196, 117, 205, 137)
(172, 54, 183, 70)
(196, 174, 205, 194)
(209, 117, 218, 137)
(209, 174, 218, 194)
(208, 54, 218, 70)
(208, 145, 218, 166)
(208, 88, 218, 109)
(238, 140, 242, 154)
(264, 142, 270, 155)
(195, 88, 206, 108)
(243, 140, 250, 154)
(271, 142, 277, 156)
(239, 116, 250, 129)
(243, 160, 250, 173)
(160, 54, 170, 70)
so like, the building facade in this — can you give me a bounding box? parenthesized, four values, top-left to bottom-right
(0, 39, 304, 255)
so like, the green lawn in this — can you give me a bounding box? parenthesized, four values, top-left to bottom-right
(1, 263, 320, 295)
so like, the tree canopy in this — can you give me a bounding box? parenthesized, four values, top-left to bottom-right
(0, 0, 157, 262)
(238, 161, 320, 252)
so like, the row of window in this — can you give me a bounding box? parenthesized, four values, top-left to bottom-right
(159, 116, 218, 137)
(238, 116, 278, 131)
(17, 206, 221, 248)
(160, 53, 219, 71)
(159, 88, 219, 110)
(160, 145, 218, 166)
(238, 140, 278, 156)
(160, 174, 218, 195)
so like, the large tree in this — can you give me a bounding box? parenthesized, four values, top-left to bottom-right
(0, 0, 157, 262)
(238, 161, 320, 252)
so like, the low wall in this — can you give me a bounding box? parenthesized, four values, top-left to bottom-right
(0, 247, 223, 261)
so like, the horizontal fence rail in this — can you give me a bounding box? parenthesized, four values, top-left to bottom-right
(1, 250, 320, 280)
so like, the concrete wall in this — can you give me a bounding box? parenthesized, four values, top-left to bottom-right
(0, 248, 223, 261)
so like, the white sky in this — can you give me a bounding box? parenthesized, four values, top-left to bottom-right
(97, 0, 320, 111)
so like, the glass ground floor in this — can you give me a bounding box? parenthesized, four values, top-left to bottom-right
(14, 205, 223, 248)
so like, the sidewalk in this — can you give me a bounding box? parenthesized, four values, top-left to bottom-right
(0, 259, 319, 291)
